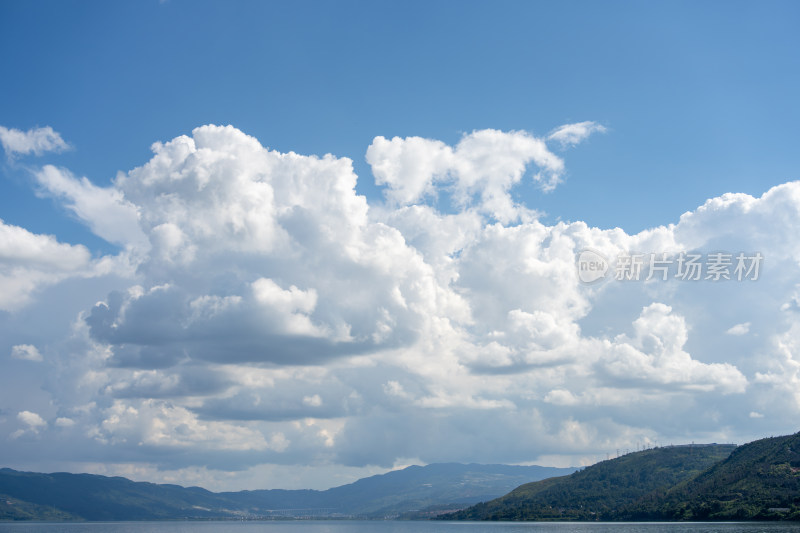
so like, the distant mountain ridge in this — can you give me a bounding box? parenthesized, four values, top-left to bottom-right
(223, 462, 576, 517)
(10, 431, 800, 522)
(0, 463, 576, 521)
(446, 432, 800, 521)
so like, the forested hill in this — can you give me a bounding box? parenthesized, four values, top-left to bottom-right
(445, 444, 737, 521)
(447, 432, 800, 521)
(621, 432, 800, 520)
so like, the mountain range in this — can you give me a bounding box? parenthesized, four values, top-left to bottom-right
(5, 430, 800, 522)
(0, 462, 575, 521)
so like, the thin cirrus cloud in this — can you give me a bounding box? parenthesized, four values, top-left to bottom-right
(1, 122, 799, 491)
(726, 322, 751, 336)
(547, 121, 608, 148)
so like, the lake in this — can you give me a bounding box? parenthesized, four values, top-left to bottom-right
(1, 522, 800, 533)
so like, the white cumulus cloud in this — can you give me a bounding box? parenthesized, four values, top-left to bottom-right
(0, 219, 93, 311)
(4, 124, 800, 487)
(34, 165, 146, 248)
(0, 125, 69, 158)
(366, 128, 567, 221)
(13, 410, 47, 437)
(602, 303, 747, 394)
(10, 344, 43, 362)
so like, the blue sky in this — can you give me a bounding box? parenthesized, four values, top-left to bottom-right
(4, 1, 798, 242)
(2, 1, 800, 491)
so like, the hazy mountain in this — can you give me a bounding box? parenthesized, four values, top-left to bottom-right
(0, 463, 576, 520)
(0, 469, 240, 521)
(226, 463, 576, 517)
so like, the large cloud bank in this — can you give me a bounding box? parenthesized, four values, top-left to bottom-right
(1, 124, 799, 490)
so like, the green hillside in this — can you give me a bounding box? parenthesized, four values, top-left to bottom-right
(448, 432, 800, 522)
(623, 433, 800, 520)
(0, 495, 78, 521)
(446, 444, 736, 521)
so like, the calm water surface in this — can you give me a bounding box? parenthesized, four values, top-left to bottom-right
(1, 522, 800, 533)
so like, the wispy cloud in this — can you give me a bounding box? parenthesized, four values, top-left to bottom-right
(34, 165, 146, 248)
(11, 344, 43, 362)
(0, 125, 69, 158)
(547, 121, 607, 147)
(726, 322, 751, 336)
